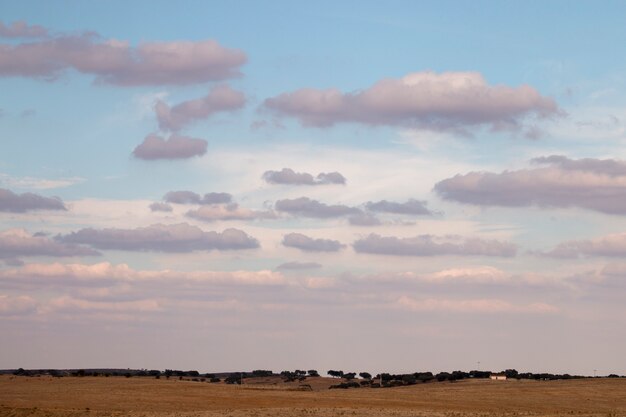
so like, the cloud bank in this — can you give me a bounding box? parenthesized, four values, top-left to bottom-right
(264, 71, 559, 133)
(353, 234, 517, 257)
(397, 296, 557, 314)
(58, 223, 259, 252)
(275, 261, 322, 271)
(545, 232, 626, 258)
(435, 156, 626, 215)
(0, 262, 286, 287)
(0, 229, 99, 259)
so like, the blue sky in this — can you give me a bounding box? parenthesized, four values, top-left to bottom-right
(1, 1, 626, 375)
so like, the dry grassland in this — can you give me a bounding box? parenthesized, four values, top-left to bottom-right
(1, 375, 625, 417)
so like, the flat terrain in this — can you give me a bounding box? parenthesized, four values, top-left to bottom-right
(1, 375, 625, 417)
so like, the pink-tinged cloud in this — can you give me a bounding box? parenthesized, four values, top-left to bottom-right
(163, 190, 232, 205)
(45, 296, 161, 313)
(155, 85, 246, 131)
(544, 232, 626, 258)
(282, 232, 345, 252)
(0, 21, 48, 38)
(275, 197, 360, 218)
(263, 71, 559, 133)
(275, 261, 322, 271)
(132, 133, 207, 160)
(396, 296, 558, 314)
(57, 223, 259, 252)
(0, 32, 246, 85)
(435, 155, 626, 215)
(365, 199, 433, 215)
(0, 229, 100, 259)
(353, 233, 517, 257)
(0, 187, 66, 212)
(348, 213, 382, 226)
(262, 168, 346, 185)
(0, 262, 287, 287)
(422, 266, 509, 283)
(149, 202, 173, 212)
(186, 204, 275, 222)
(0, 294, 38, 316)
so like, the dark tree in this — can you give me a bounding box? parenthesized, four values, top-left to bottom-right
(504, 369, 519, 379)
(343, 372, 357, 380)
(252, 370, 273, 377)
(359, 372, 372, 380)
(308, 370, 319, 377)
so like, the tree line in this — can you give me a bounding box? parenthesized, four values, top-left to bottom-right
(7, 367, 623, 388)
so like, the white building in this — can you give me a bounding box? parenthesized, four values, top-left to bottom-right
(490, 373, 507, 380)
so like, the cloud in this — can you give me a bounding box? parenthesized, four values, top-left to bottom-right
(263, 71, 559, 134)
(57, 223, 259, 252)
(155, 85, 246, 131)
(365, 199, 433, 215)
(186, 204, 275, 222)
(0, 229, 99, 259)
(262, 168, 346, 185)
(435, 155, 626, 215)
(132, 133, 207, 160)
(0, 261, 286, 287)
(149, 202, 172, 212)
(0, 21, 48, 38)
(544, 232, 626, 258)
(163, 190, 232, 205)
(275, 197, 360, 218)
(282, 232, 345, 252)
(353, 234, 516, 257)
(0, 174, 84, 190)
(396, 296, 558, 314)
(0, 188, 66, 212)
(531, 155, 626, 176)
(48, 296, 161, 313)
(348, 213, 382, 226)
(0, 31, 246, 85)
(0, 294, 38, 316)
(275, 261, 322, 271)
(422, 266, 509, 284)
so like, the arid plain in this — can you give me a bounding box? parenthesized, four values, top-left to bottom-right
(1, 375, 625, 417)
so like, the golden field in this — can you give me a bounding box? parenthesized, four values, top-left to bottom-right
(1, 375, 625, 417)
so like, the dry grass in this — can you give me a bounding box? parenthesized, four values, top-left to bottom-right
(1, 375, 625, 417)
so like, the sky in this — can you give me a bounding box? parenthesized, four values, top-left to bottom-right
(1, 1, 626, 376)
